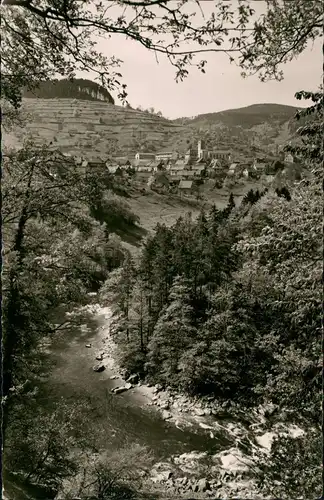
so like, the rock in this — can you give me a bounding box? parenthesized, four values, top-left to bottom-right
(85, 344, 91, 348)
(160, 402, 170, 410)
(194, 408, 205, 416)
(126, 373, 140, 384)
(219, 448, 252, 474)
(93, 364, 105, 372)
(124, 382, 133, 390)
(165, 478, 174, 488)
(152, 395, 159, 401)
(156, 383, 163, 392)
(151, 474, 165, 483)
(113, 386, 128, 394)
(255, 431, 277, 451)
(197, 478, 210, 492)
(161, 470, 173, 480)
(162, 410, 172, 420)
(110, 375, 119, 380)
(199, 422, 214, 430)
(95, 353, 103, 361)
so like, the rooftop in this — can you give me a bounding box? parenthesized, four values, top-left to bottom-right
(179, 180, 193, 189)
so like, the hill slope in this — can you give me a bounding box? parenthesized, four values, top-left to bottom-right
(169, 103, 300, 155)
(4, 98, 184, 156)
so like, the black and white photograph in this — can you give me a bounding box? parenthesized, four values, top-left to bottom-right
(1, 1, 323, 499)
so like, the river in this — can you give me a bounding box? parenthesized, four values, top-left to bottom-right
(48, 300, 230, 458)
(4, 298, 231, 500)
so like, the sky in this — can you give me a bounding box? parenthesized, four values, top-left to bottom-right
(83, 1, 323, 119)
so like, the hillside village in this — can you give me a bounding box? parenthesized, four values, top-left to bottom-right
(64, 139, 300, 198)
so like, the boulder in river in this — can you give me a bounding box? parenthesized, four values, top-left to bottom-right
(113, 386, 129, 395)
(160, 470, 173, 481)
(110, 375, 119, 380)
(162, 410, 172, 420)
(85, 344, 92, 348)
(194, 408, 205, 416)
(124, 382, 133, 390)
(199, 422, 214, 430)
(95, 353, 104, 361)
(93, 364, 105, 372)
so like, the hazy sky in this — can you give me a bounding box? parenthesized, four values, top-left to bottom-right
(88, 1, 322, 119)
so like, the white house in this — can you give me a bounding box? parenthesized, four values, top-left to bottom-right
(228, 163, 238, 176)
(155, 151, 178, 161)
(135, 152, 156, 161)
(284, 152, 294, 163)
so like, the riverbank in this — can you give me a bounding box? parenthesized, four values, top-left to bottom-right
(87, 301, 306, 499)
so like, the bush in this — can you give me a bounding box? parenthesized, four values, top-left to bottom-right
(256, 429, 322, 499)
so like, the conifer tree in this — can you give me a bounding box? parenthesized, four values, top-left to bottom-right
(145, 276, 197, 387)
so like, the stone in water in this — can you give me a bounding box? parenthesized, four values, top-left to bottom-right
(93, 364, 105, 372)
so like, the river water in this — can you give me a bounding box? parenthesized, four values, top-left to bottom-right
(47, 301, 230, 459)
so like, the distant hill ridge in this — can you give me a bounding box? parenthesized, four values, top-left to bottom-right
(23, 78, 115, 104)
(167, 103, 302, 155)
(174, 103, 300, 128)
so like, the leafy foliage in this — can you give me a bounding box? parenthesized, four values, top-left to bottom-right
(2, 1, 322, 106)
(2, 143, 130, 450)
(256, 428, 322, 499)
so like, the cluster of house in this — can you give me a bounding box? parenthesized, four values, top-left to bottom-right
(102, 140, 234, 192)
(56, 140, 299, 194)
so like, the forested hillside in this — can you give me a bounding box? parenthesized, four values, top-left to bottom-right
(23, 78, 115, 104)
(174, 103, 299, 128)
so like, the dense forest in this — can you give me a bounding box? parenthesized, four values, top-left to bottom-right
(23, 78, 115, 104)
(102, 182, 321, 414)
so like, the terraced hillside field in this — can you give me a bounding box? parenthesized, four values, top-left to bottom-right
(3, 98, 184, 157)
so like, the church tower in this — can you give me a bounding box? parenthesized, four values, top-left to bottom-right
(197, 139, 205, 160)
